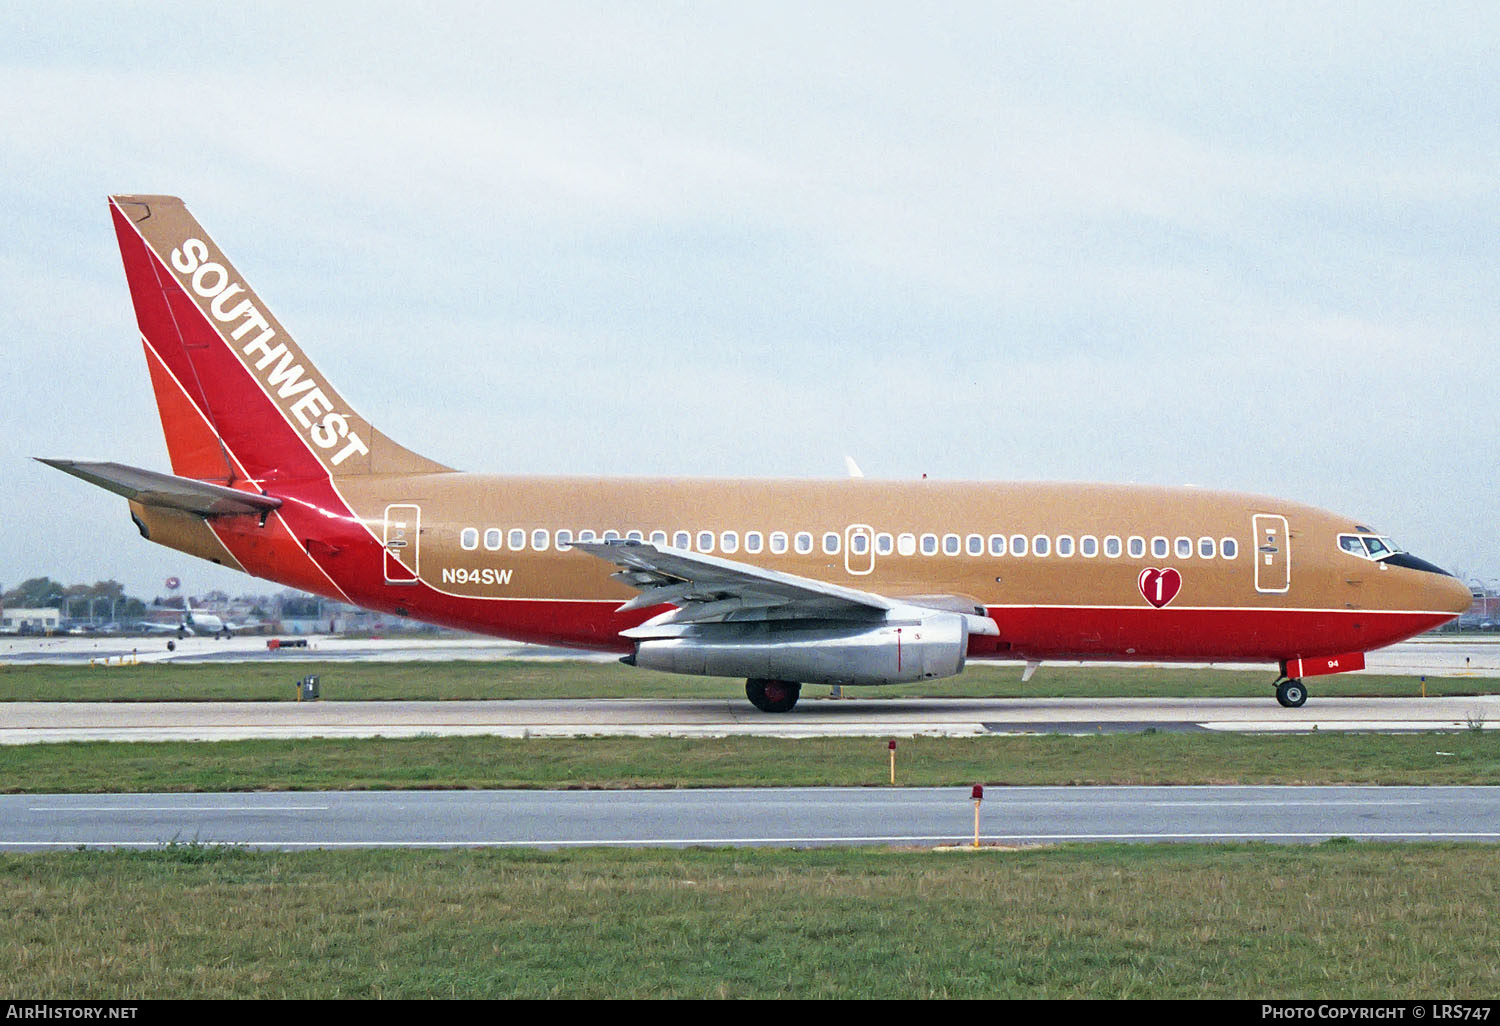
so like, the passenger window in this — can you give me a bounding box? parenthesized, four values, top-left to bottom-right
(697, 531, 714, 553)
(1152, 537, 1169, 558)
(509, 528, 527, 551)
(1056, 535, 1074, 557)
(1080, 535, 1098, 557)
(1175, 537, 1192, 559)
(1104, 536, 1122, 558)
(603, 530, 621, 543)
(876, 533, 893, 555)
(897, 533, 917, 556)
(966, 534, 983, 556)
(1198, 537, 1215, 558)
(920, 534, 938, 555)
(1010, 534, 1028, 557)
(1128, 536, 1145, 558)
(823, 532, 841, 555)
(532, 529, 549, 551)
(770, 532, 789, 554)
(989, 534, 1006, 556)
(460, 528, 479, 551)
(649, 530, 668, 545)
(673, 531, 691, 549)
(795, 532, 813, 554)
(555, 529, 573, 551)
(577, 530, 597, 543)
(745, 532, 763, 554)
(483, 528, 503, 551)
(943, 534, 960, 556)
(1220, 538, 1238, 559)
(626, 530, 644, 542)
(852, 533, 868, 555)
(1033, 535, 1051, 557)
(721, 531, 739, 554)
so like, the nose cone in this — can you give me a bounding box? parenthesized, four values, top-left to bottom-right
(1433, 572, 1474, 616)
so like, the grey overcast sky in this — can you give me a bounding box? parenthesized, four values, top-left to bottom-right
(2, 2, 1498, 601)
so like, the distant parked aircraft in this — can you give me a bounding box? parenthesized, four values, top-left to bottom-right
(139, 598, 258, 639)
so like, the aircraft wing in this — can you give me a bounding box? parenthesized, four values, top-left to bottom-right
(35, 459, 282, 518)
(569, 540, 998, 638)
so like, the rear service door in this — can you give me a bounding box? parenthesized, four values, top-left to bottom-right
(1252, 514, 1290, 594)
(383, 503, 421, 584)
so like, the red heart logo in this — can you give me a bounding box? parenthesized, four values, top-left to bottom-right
(1138, 567, 1181, 608)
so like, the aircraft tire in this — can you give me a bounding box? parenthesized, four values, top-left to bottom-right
(746, 678, 802, 713)
(1276, 679, 1307, 708)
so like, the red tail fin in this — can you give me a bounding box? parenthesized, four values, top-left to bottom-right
(109, 195, 449, 485)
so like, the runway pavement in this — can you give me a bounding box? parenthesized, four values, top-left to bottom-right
(4, 786, 1497, 850)
(3, 694, 1499, 743)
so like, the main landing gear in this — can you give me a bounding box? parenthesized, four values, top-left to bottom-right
(1275, 677, 1308, 708)
(746, 678, 802, 714)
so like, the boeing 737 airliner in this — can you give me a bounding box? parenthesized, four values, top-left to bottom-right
(42, 195, 1472, 712)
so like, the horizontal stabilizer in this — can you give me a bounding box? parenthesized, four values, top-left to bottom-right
(36, 459, 283, 517)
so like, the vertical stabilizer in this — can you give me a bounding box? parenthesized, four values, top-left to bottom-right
(109, 194, 450, 483)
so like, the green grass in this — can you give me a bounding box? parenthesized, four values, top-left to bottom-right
(4, 731, 1500, 793)
(2, 659, 1495, 701)
(3, 843, 1498, 998)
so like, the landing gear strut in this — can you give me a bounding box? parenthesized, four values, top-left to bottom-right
(1275, 678, 1307, 708)
(746, 678, 802, 713)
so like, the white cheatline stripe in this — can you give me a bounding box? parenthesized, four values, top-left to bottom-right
(134, 331, 353, 604)
(982, 603, 1460, 617)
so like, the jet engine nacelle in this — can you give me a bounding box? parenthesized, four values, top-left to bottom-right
(629, 611, 969, 686)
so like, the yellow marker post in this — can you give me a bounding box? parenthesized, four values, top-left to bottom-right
(971, 784, 983, 848)
(888, 739, 896, 785)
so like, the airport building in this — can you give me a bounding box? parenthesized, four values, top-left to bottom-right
(1, 607, 62, 633)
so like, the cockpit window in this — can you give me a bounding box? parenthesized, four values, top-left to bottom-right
(1338, 533, 1401, 561)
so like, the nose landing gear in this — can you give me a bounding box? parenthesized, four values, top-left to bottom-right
(1275, 677, 1307, 708)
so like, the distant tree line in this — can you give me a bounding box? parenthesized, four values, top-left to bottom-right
(1, 577, 316, 623)
(1, 578, 146, 620)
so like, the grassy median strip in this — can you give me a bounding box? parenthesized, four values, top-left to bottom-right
(2, 659, 1496, 701)
(2, 843, 1498, 998)
(3, 731, 1500, 792)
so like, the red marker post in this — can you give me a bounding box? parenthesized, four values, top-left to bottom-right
(971, 784, 984, 848)
(888, 739, 897, 785)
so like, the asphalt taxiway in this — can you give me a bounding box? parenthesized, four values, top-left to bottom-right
(4, 786, 1497, 850)
(4, 694, 1499, 744)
